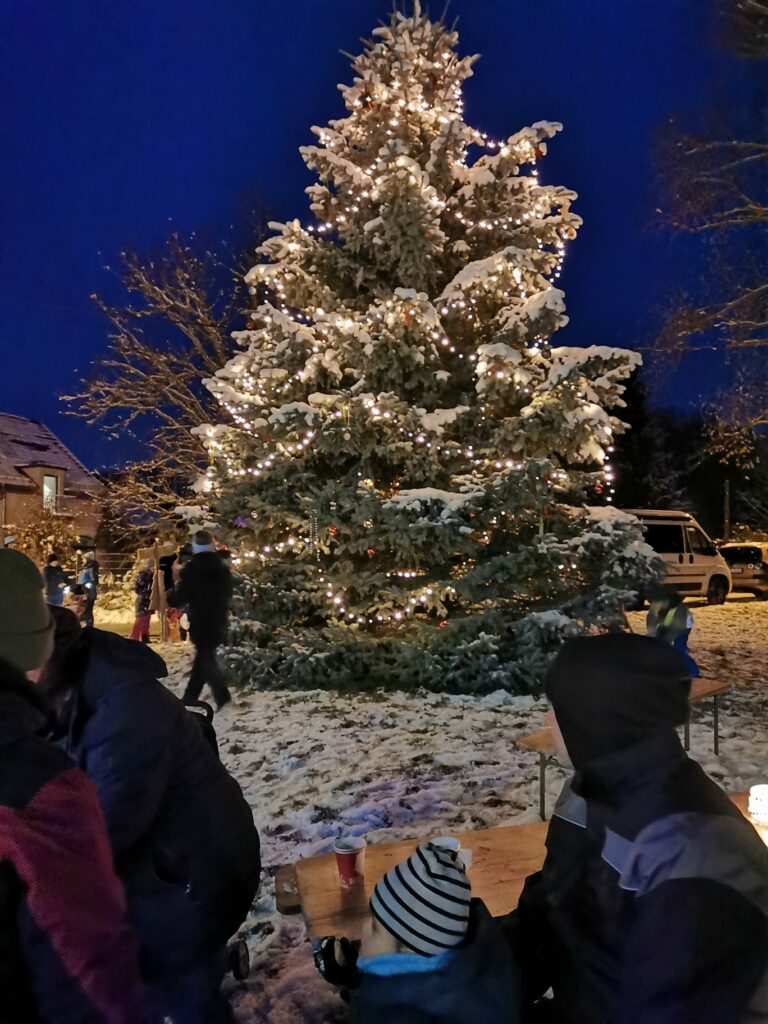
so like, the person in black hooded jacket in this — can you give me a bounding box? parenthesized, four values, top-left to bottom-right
(171, 531, 232, 710)
(507, 632, 768, 1024)
(41, 608, 260, 1024)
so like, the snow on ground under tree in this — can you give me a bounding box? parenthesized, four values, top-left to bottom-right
(110, 596, 768, 1023)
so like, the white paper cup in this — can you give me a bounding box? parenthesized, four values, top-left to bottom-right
(431, 836, 472, 869)
(431, 836, 461, 851)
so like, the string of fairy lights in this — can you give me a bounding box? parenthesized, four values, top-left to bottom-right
(203, 14, 619, 628)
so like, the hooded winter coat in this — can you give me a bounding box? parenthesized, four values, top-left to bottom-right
(42, 563, 67, 604)
(133, 570, 153, 615)
(56, 630, 260, 977)
(512, 633, 768, 1024)
(171, 550, 232, 648)
(351, 900, 521, 1024)
(0, 658, 143, 1023)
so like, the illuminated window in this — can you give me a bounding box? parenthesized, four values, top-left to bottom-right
(42, 474, 58, 510)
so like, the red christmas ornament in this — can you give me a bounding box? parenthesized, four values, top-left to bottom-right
(328, 526, 338, 536)
(366, 548, 376, 557)
(594, 483, 604, 495)
(534, 144, 544, 160)
(439, 619, 448, 628)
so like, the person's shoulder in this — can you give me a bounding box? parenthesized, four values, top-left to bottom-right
(81, 630, 169, 706)
(0, 733, 77, 810)
(620, 809, 768, 904)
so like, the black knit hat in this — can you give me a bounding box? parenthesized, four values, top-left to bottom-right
(545, 632, 692, 769)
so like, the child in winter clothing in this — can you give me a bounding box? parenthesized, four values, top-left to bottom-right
(646, 584, 701, 677)
(129, 560, 154, 643)
(315, 842, 521, 1023)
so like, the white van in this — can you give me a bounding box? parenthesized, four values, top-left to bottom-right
(623, 509, 732, 604)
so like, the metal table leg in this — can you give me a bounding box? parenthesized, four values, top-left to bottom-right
(713, 694, 720, 755)
(539, 752, 547, 821)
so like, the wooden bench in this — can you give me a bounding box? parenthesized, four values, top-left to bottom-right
(519, 678, 731, 820)
(284, 792, 750, 940)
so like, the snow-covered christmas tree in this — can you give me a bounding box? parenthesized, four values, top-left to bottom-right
(198, 3, 655, 692)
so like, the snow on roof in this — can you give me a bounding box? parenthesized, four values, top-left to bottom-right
(0, 413, 99, 491)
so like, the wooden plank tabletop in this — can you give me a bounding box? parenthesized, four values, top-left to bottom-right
(293, 791, 750, 940)
(518, 678, 730, 756)
(517, 728, 554, 754)
(689, 677, 730, 700)
(294, 820, 547, 941)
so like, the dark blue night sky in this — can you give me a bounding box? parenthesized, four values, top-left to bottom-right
(0, 1, 742, 468)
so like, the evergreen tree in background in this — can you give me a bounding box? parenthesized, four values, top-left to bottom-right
(611, 375, 689, 511)
(198, 3, 655, 692)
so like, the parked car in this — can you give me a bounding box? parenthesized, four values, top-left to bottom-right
(720, 542, 768, 598)
(623, 509, 732, 605)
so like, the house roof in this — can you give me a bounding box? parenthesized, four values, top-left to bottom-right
(0, 413, 100, 492)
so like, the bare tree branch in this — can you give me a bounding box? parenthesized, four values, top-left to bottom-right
(64, 227, 264, 532)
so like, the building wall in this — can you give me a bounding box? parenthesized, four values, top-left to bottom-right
(1, 484, 101, 542)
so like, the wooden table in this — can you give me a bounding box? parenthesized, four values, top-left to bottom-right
(520, 677, 731, 819)
(286, 792, 750, 941)
(293, 820, 548, 941)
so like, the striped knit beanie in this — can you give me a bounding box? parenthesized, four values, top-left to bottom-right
(370, 842, 472, 956)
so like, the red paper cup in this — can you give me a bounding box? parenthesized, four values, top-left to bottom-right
(333, 836, 366, 888)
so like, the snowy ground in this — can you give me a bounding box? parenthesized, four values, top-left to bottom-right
(97, 596, 768, 1023)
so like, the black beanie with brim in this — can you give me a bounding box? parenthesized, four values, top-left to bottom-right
(545, 632, 692, 770)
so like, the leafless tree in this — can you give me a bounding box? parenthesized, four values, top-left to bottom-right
(723, 0, 768, 58)
(65, 231, 260, 537)
(654, 0, 768, 440)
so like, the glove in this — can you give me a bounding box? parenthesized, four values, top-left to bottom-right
(313, 936, 361, 989)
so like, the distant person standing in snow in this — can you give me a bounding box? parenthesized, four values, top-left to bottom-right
(77, 551, 99, 628)
(646, 583, 700, 678)
(42, 553, 69, 606)
(172, 543, 193, 641)
(129, 560, 154, 643)
(171, 531, 233, 710)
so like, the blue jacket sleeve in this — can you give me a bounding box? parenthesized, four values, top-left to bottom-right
(77, 687, 174, 858)
(617, 877, 768, 1024)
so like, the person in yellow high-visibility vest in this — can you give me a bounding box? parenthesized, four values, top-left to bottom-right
(646, 584, 701, 677)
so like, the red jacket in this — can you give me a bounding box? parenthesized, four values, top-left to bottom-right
(0, 660, 144, 1023)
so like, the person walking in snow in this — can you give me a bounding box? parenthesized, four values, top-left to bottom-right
(0, 550, 144, 1023)
(42, 552, 69, 606)
(39, 605, 260, 1024)
(315, 842, 521, 1023)
(171, 531, 233, 710)
(508, 632, 768, 1024)
(129, 559, 154, 643)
